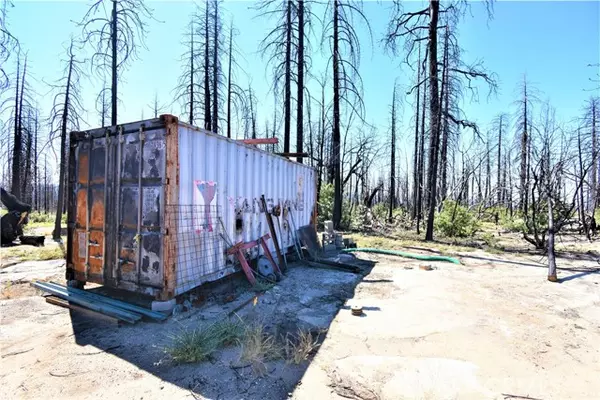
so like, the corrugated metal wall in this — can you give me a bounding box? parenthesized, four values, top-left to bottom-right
(175, 123, 316, 294)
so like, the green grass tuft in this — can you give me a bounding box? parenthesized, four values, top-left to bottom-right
(166, 319, 244, 364)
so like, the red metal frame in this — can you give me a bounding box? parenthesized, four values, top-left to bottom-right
(227, 234, 281, 285)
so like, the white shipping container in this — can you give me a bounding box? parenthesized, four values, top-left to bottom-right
(66, 115, 316, 300)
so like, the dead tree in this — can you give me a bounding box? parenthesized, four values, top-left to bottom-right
(514, 75, 538, 214)
(411, 44, 422, 221)
(48, 40, 84, 240)
(584, 97, 599, 210)
(0, 0, 18, 92)
(95, 83, 110, 127)
(226, 20, 246, 139)
(491, 113, 509, 222)
(389, 85, 398, 222)
(257, 0, 297, 154)
(296, 0, 305, 162)
(80, 0, 152, 126)
(9, 52, 31, 199)
(173, 18, 201, 125)
(147, 91, 165, 118)
(327, 0, 370, 229)
(386, 1, 496, 240)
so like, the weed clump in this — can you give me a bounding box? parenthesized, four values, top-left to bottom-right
(166, 319, 244, 363)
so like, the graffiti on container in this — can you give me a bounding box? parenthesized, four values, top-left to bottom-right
(194, 180, 217, 233)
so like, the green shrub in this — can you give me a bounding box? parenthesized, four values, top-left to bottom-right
(501, 215, 526, 233)
(435, 200, 479, 237)
(317, 184, 334, 226)
(371, 203, 387, 221)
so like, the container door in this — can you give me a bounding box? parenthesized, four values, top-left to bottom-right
(114, 130, 165, 290)
(71, 136, 110, 283)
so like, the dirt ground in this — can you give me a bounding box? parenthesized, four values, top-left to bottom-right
(1, 233, 600, 400)
(294, 249, 600, 400)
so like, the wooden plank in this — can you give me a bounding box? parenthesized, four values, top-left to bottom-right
(33, 282, 141, 324)
(274, 152, 309, 157)
(162, 115, 180, 301)
(238, 138, 278, 145)
(43, 282, 168, 321)
(46, 296, 120, 327)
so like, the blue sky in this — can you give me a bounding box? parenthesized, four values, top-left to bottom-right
(3, 0, 600, 175)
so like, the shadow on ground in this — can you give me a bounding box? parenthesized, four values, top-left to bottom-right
(66, 255, 376, 399)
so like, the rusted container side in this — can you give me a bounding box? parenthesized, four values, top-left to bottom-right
(67, 118, 169, 298)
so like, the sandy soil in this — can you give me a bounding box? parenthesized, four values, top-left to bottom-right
(0, 259, 367, 400)
(293, 250, 600, 400)
(1, 237, 599, 400)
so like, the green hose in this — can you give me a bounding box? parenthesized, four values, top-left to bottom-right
(340, 247, 461, 264)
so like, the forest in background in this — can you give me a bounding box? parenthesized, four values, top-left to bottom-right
(1, 0, 599, 277)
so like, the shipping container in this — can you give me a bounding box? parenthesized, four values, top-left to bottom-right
(66, 115, 317, 300)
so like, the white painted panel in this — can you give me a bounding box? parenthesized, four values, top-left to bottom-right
(174, 123, 316, 294)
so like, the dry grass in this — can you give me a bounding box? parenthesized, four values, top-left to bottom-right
(1, 241, 65, 265)
(345, 232, 475, 255)
(166, 319, 245, 364)
(240, 324, 282, 375)
(285, 329, 320, 365)
(0, 280, 46, 300)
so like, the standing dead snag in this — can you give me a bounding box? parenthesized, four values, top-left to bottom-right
(257, 0, 297, 154)
(0, 0, 19, 92)
(80, 0, 152, 126)
(327, 0, 370, 229)
(173, 18, 201, 125)
(386, 1, 496, 240)
(296, 0, 305, 163)
(49, 40, 84, 240)
(389, 85, 398, 222)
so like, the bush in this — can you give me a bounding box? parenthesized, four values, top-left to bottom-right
(371, 203, 388, 221)
(317, 184, 334, 226)
(435, 200, 479, 237)
(501, 214, 526, 233)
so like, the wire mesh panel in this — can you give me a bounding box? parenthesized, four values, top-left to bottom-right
(165, 204, 233, 295)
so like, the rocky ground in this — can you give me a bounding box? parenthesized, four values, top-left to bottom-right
(1, 232, 600, 400)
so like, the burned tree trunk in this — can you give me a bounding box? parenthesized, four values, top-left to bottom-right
(204, 4, 212, 131)
(412, 45, 422, 221)
(519, 78, 529, 214)
(296, 0, 305, 163)
(424, 0, 440, 241)
(284, 0, 292, 154)
(389, 85, 397, 222)
(332, 0, 342, 228)
(417, 74, 427, 235)
(110, 0, 117, 125)
(211, 0, 219, 134)
(53, 47, 75, 240)
(10, 55, 21, 198)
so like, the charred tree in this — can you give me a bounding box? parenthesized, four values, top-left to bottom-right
(80, 0, 152, 126)
(389, 85, 397, 222)
(328, 0, 369, 228)
(10, 53, 21, 197)
(49, 40, 84, 240)
(411, 44, 422, 220)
